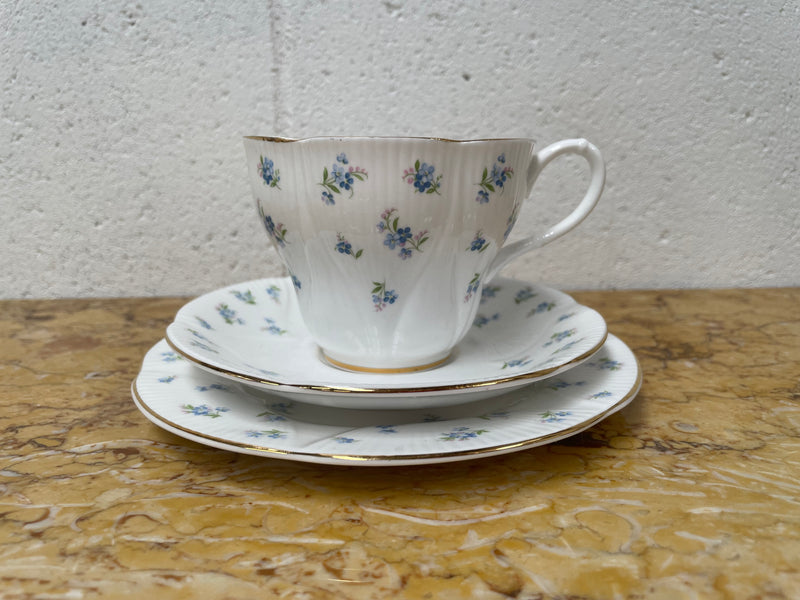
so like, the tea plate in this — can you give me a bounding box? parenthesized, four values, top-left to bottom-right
(133, 335, 641, 466)
(165, 277, 607, 409)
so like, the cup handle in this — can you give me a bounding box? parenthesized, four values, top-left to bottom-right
(485, 138, 605, 282)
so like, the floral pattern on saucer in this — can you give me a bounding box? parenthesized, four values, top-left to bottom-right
(132, 335, 641, 466)
(164, 276, 608, 410)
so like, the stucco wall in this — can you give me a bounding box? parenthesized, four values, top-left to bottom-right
(2, 0, 797, 299)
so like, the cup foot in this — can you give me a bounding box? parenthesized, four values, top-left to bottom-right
(321, 351, 453, 375)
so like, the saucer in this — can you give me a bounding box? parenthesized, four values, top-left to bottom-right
(165, 276, 608, 410)
(133, 335, 641, 466)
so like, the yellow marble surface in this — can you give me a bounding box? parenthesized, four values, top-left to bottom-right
(1, 288, 799, 598)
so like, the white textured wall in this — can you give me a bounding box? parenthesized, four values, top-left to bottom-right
(2, 0, 798, 299)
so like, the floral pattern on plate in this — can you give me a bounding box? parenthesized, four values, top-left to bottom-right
(164, 276, 608, 410)
(132, 334, 640, 466)
(464, 273, 481, 303)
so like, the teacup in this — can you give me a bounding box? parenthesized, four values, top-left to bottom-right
(243, 136, 604, 373)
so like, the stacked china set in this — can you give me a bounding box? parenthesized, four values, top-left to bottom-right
(132, 136, 641, 466)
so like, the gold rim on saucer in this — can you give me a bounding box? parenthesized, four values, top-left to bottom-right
(163, 331, 608, 396)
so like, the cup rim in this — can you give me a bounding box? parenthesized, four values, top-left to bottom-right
(243, 135, 535, 144)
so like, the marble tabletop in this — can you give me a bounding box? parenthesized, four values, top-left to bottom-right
(1, 287, 798, 598)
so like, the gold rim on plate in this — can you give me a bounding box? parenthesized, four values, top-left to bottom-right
(131, 354, 641, 464)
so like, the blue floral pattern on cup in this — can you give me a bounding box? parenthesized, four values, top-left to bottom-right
(464, 273, 481, 303)
(319, 153, 368, 204)
(377, 208, 429, 259)
(259, 206, 288, 247)
(467, 230, 490, 253)
(371, 280, 398, 312)
(504, 202, 521, 241)
(476, 153, 514, 203)
(403, 160, 442, 195)
(258, 155, 281, 189)
(335, 233, 363, 260)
